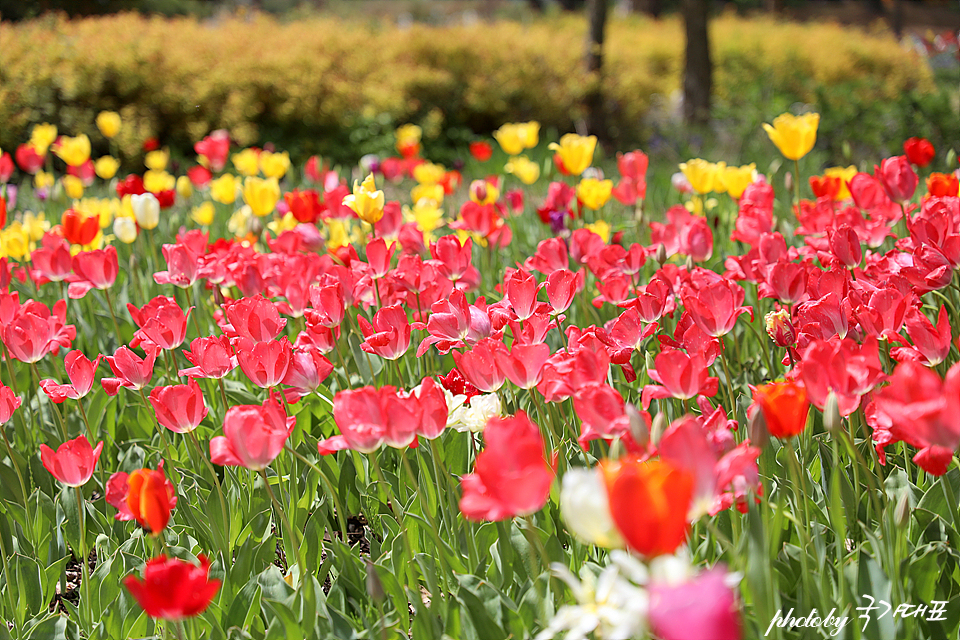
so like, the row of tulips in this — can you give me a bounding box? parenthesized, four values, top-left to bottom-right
(0, 111, 959, 640)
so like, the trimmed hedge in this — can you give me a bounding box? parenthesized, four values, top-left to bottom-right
(0, 11, 939, 163)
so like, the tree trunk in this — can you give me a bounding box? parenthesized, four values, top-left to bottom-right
(682, 0, 711, 125)
(583, 0, 608, 137)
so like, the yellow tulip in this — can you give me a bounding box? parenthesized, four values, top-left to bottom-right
(232, 148, 261, 177)
(413, 162, 446, 185)
(343, 174, 385, 225)
(719, 163, 756, 199)
(395, 124, 423, 147)
(144, 170, 176, 194)
(763, 112, 820, 161)
(176, 176, 194, 199)
(504, 155, 540, 185)
(96, 111, 121, 139)
(145, 149, 169, 171)
(62, 175, 85, 199)
(34, 171, 54, 190)
(326, 218, 351, 251)
(242, 177, 281, 217)
(549, 133, 597, 176)
(494, 122, 540, 155)
(21, 211, 49, 243)
(259, 151, 291, 179)
(824, 165, 857, 201)
(411, 183, 444, 205)
(30, 123, 58, 155)
(192, 202, 216, 226)
(405, 199, 444, 243)
(584, 219, 611, 243)
(95, 156, 120, 180)
(210, 174, 238, 204)
(228, 205, 253, 237)
(267, 212, 298, 236)
(679, 159, 718, 195)
(576, 178, 613, 210)
(54, 134, 91, 168)
(1, 223, 29, 260)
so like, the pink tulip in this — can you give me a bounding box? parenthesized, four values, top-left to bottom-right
(102, 346, 159, 396)
(210, 396, 295, 470)
(40, 434, 103, 487)
(180, 336, 237, 379)
(649, 568, 742, 640)
(149, 379, 208, 433)
(642, 349, 719, 409)
(222, 295, 286, 342)
(40, 350, 102, 403)
(235, 337, 292, 388)
(358, 305, 411, 360)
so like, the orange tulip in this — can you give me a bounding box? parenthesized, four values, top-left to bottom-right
(601, 457, 692, 558)
(126, 468, 174, 535)
(927, 172, 959, 198)
(752, 380, 809, 439)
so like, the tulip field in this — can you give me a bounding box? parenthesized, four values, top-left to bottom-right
(1, 104, 960, 640)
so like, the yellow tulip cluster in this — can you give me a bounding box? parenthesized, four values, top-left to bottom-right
(679, 159, 758, 199)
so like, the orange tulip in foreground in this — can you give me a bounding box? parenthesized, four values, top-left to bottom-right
(601, 457, 692, 558)
(752, 380, 809, 439)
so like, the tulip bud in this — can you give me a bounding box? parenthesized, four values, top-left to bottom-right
(626, 403, 649, 448)
(654, 244, 668, 267)
(823, 391, 842, 434)
(650, 411, 668, 447)
(894, 490, 912, 528)
(765, 309, 796, 347)
(747, 406, 769, 449)
(784, 171, 793, 193)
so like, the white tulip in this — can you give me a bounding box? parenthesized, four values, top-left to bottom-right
(560, 467, 625, 549)
(130, 192, 160, 230)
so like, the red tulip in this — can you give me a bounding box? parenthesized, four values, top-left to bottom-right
(180, 335, 237, 379)
(469, 141, 493, 162)
(876, 155, 918, 203)
(321, 385, 422, 454)
(281, 345, 334, 402)
(572, 383, 632, 446)
(149, 379, 208, 433)
(222, 295, 286, 342)
(601, 456, 692, 557)
(102, 346, 159, 396)
(904, 137, 935, 167)
(899, 306, 951, 366)
(641, 349, 719, 409)
(15, 143, 44, 174)
(682, 279, 752, 338)
(40, 350, 102, 403)
(869, 361, 960, 475)
(452, 338, 506, 393)
(30, 232, 73, 285)
(187, 165, 213, 188)
(68, 246, 119, 299)
(195, 130, 230, 172)
(430, 235, 475, 283)
(359, 304, 411, 360)
(504, 268, 540, 321)
(129, 296, 191, 351)
(544, 269, 584, 315)
(0, 383, 22, 423)
(116, 174, 146, 198)
(60, 209, 100, 246)
(40, 434, 103, 487)
(124, 555, 220, 620)
(4, 300, 75, 363)
(856, 286, 910, 343)
(210, 396, 295, 470)
(494, 342, 550, 390)
(459, 411, 554, 522)
(809, 175, 841, 201)
(799, 337, 885, 416)
(235, 337, 292, 388)
(154, 243, 201, 288)
(751, 380, 809, 439)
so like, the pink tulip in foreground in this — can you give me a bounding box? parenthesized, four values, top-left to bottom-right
(40, 434, 103, 487)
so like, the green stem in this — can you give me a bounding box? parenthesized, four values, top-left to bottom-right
(103, 287, 124, 346)
(74, 485, 93, 634)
